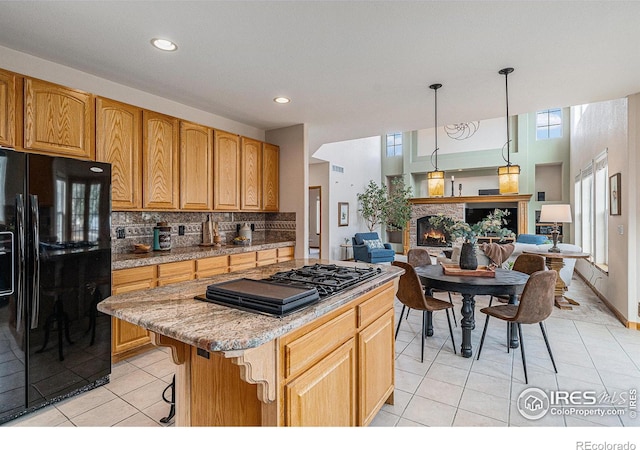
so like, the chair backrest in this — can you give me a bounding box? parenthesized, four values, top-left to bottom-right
(407, 248, 432, 267)
(512, 254, 546, 275)
(392, 261, 429, 311)
(514, 270, 557, 324)
(353, 232, 380, 245)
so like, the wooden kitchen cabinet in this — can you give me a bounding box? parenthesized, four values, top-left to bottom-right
(111, 266, 157, 361)
(180, 121, 213, 210)
(228, 251, 257, 272)
(241, 137, 262, 211)
(0, 69, 16, 148)
(262, 142, 279, 211)
(24, 78, 94, 159)
(196, 255, 229, 278)
(157, 260, 195, 286)
(213, 130, 241, 210)
(95, 97, 142, 209)
(277, 246, 295, 262)
(285, 339, 357, 426)
(143, 111, 179, 209)
(256, 249, 277, 266)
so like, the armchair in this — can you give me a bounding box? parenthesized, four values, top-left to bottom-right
(352, 232, 395, 264)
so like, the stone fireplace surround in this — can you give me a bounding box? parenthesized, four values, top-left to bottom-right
(403, 195, 532, 254)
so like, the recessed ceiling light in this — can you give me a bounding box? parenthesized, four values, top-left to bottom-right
(273, 97, 291, 104)
(151, 38, 178, 52)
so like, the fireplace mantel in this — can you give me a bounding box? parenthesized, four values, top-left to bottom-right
(409, 194, 532, 205)
(403, 194, 532, 254)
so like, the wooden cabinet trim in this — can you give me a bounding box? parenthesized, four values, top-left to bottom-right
(241, 137, 262, 211)
(143, 110, 179, 209)
(180, 121, 213, 210)
(0, 69, 16, 147)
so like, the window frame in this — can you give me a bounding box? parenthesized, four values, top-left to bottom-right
(536, 108, 563, 140)
(385, 132, 403, 157)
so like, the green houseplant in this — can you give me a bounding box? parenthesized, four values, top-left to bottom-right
(357, 179, 413, 233)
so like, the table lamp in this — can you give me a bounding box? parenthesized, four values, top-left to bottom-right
(539, 204, 572, 253)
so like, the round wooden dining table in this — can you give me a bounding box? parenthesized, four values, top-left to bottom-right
(414, 264, 530, 358)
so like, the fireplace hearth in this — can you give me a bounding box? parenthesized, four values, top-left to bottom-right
(417, 216, 451, 247)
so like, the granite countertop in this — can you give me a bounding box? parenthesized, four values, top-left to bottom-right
(98, 258, 403, 353)
(112, 239, 296, 270)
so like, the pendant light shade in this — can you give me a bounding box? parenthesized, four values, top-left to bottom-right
(427, 83, 445, 197)
(497, 67, 520, 194)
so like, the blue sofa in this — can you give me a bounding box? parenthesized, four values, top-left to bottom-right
(352, 232, 395, 263)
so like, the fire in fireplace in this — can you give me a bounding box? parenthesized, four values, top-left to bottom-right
(417, 216, 451, 247)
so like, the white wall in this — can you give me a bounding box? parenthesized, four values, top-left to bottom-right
(0, 45, 264, 140)
(266, 124, 308, 260)
(313, 136, 382, 260)
(627, 94, 640, 324)
(570, 98, 632, 322)
(309, 162, 330, 258)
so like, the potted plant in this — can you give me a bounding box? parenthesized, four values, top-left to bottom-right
(357, 180, 388, 232)
(356, 179, 413, 238)
(385, 178, 413, 243)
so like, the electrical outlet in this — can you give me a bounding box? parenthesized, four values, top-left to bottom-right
(250, 223, 255, 231)
(116, 227, 126, 239)
(178, 225, 185, 236)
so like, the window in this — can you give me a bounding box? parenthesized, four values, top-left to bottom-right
(386, 133, 402, 157)
(574, 151, 608, 270)
(536, 108, 563, 140)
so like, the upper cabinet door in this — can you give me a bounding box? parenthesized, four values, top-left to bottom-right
(241, 137, 262, 211)
(96, 97, 142, 210)
(180, 121, 213, 210)
(24, 78, 94, 159)
(143, 111, 179, 209)
(262, 143, 279, 211)
(0, 69, 16, 148)
(213, 130, 241, 211)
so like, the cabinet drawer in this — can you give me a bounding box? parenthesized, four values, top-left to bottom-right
(277, 246, 294, 258)
(158, 260, 195, 279)
(229, 252, 256, 271)
(113, 266, 156, 288)
(283, 308, 356, 379)
(357, 283, 395, 329)
(157, 273, 195, 286)
(256, 249, 277, 266)
(196, 256, 228, 278)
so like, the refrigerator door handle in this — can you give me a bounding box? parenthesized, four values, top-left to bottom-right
(30, 194, 40, 330)
(15, 194, 25, 333)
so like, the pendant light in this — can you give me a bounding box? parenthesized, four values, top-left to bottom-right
(427, 83, 445, 197)
(497, 67, 520, 194)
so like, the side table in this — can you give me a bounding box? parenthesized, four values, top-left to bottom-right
(339, 243, 353, 261)
(523, 250, 590, 310)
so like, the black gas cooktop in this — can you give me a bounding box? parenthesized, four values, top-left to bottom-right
(199, 263, 382, 316)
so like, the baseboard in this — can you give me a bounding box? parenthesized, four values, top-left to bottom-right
(575, 270, 636, 329)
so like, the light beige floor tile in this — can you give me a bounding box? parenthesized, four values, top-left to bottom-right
(470, 356, 514, 381)
(394, 368, 424, 394)
(55, 386, 118, 418)
(458, 388, 510, 423)
(71, 398, 138, 427)
(396, 417, 426, 427)
(596, 369, 640, 392)
(3, 405, 68, 427)
(452, 409, 507, 427)
(110, 360, 139, 379)
(126, 349, 169, 369)
(394, 353, 433, 376)
(368, 409, 400, 427)
(115, 411, 163, 427)
(121, 378, 172, 411)
(140, 357, 177, 379)
(402, 395, 456, 426)
(381, 388, 412, 416)
(104, 369, 157, 397)
(142, 399, 175, 426)
(426, 362, 470, 387)
(433, 348, 474, 370)
(465, 371, 512, 400)
(415, 377, 463, 407)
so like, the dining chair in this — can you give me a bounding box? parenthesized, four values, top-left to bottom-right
(476, 269, 558, 384)
(488, 253, 545, 307)
(407, 248, 457, 327)
(392, 261, 456, 362)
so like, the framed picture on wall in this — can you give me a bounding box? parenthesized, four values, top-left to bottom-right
(338, 202, 349, 226)
(609, 173, 621, 215)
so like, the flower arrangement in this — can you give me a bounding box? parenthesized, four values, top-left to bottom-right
(428, 209, 515, 245)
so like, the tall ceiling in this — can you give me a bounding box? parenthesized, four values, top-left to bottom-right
(1, 1, 640, 154)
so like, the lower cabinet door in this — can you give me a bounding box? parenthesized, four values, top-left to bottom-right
(358, 309, 395, 426)
(285, 338, 356, 426)
(112, 318, 150, 355)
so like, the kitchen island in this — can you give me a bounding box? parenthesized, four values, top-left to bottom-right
(98, 258, 402, 426)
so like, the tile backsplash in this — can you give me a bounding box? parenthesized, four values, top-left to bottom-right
(111, 211, 296, 254)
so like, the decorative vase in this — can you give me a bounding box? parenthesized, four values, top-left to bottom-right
(459, 242, 478, 270)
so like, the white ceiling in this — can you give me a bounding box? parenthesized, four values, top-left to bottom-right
(1, 1, 640, 154)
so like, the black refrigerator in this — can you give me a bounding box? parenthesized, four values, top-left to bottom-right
(0, 147, 112, 424)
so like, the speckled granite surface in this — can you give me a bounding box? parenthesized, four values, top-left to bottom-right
(112, 240, 296, 270)
(98, 258, 402, 352)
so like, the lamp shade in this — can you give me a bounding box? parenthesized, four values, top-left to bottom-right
(498, 164, 520, 194)
(427, 170, 445, 197)
(540, 204, 572, 223)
